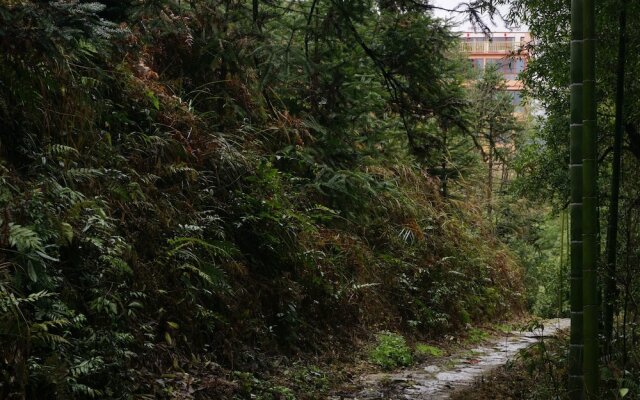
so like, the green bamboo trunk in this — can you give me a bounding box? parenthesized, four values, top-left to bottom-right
(569, 0, 584, 397)
(582, 0, 599, 396)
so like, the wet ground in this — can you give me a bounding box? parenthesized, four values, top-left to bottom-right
(331, 318, 570, 400)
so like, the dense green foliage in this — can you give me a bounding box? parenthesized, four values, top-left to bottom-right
(0, 1, 534, 398)
(507, 0, 640, 396)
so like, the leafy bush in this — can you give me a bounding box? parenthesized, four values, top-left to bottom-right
(369, 332, 414, 370)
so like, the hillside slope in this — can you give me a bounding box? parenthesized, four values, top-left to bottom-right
(0, 2, 523, 398)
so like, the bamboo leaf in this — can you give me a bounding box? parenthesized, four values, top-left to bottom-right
(27, 262, 37, 282)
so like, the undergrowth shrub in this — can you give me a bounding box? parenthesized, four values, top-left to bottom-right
(369, 332, 413, 370)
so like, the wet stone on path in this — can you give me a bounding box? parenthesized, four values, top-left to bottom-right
(330, 318, 570, 400)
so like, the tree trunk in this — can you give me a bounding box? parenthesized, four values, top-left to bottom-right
(604, 0, 626, 351)
(253, 0, 259, 26)
(568, 0, 584, 397)
(499, 161, 508, 193)
(441, 129, 448, 197)
(582, 0, 599, 395)
(487, 126, 493, 219)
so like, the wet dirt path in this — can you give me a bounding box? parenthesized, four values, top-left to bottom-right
(332, 318, 569, 400)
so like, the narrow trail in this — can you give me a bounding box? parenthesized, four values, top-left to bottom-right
(332, 318, 570, 400)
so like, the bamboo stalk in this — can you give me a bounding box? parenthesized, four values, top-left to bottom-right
(569, 0, 584, 397)
(582, 0, 599, 395)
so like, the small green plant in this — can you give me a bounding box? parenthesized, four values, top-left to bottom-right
(467, 328, 489, 344)
(369, 331, 413, 370)
(415, 343, 444, 357)
(496, 323, 514, 333)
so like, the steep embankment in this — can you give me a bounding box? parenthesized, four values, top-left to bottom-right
(0, 3, 524, 399)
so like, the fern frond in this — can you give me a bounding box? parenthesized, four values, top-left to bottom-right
(177, 263, 231, 293)
(168, 237, 238, 259)
(31, 330, 70, 346)
(66, 168, 104, 182)
(69, 357, 105, 378)
(32, 317, 72, 331)
(48, 144, 79, 158)
(49, 181, 87, 204)
(18, 290, 54, 304)
(8, 223, 43, 252)
(68, 381, 103, 398)
(99, 255, 133, 275)
(166, 164, 199, 180)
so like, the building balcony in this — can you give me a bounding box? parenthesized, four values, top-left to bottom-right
(459, 41, 523, 53)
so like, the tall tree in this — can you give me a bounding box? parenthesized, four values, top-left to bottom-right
(569, 0, 584, 397)
(469, 67, 519, 219)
